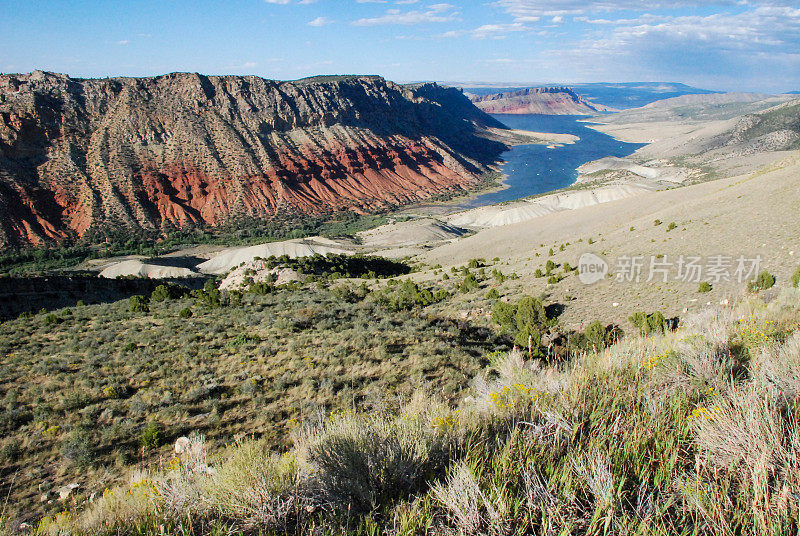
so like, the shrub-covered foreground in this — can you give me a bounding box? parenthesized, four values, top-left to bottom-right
(0, 281, 507, 521)
(27, 287, 800, 535)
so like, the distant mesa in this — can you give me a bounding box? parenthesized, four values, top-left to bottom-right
(0, 71, 508, 247)
(453, 82, 719, 110)
(468, 87, 616, 115)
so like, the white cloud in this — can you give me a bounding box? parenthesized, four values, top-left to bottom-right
(264, 0, 291, 4)
(529, 5, 800, 90)
(471, 22, 532, 38)
(308, 16, 334, 26)
(352, 3, 458, 25)
(495, 0, 799, 19)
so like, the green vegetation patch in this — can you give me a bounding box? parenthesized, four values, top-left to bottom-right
(0, 283, 506, 520)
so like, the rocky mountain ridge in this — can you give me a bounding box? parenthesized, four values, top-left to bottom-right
(0, 71, 507, 247)
(468, 87, 616, 115)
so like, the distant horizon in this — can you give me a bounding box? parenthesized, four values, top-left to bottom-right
(2, 1, 798, 94)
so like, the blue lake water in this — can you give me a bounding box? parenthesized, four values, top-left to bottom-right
(464, 114, 645, 207)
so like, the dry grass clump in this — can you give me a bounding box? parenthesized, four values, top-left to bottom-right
(751, 332, 800, 398)
(294, 408, 454, 513)
(431, 462, 499, 536)
(201, 440, 300, 527)
(686, 326, 800, 534)
(466, 348, 566, 422)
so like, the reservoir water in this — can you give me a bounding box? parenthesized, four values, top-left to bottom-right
(464, 114, 645, 207)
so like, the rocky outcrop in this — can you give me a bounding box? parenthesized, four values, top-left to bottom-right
(0, 71, 507, 246)
(469, 87, 615, 115)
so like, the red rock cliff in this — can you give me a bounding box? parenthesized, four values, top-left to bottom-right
(0, 72, 507, 246)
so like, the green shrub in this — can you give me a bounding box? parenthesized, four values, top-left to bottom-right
(667, 222, 677, 231)
(534, 268, 544, 278)
(45, 313, 60, 325)
(378, 280, 448, 311)
(129, 295, 150, 313)
(492, 301, 516, 332)
(647, 311, 667, 334)
(486, 288, 500, 300)
(792, 266, 800, 288)
(629, 311, 649, 334)
(514, 322, 541, 350)
(459, 273, 479, 293)
(585, 320, 609, 351)
(491, 268, 506, 283)
(698, 281, 712, 293)
(547, 275, 562, 284)
(493, 296, 550, 356)
(193, 280, 223, 308)
(139, 422, 161, 451)
(330, 284, 366, 303)
(150, 284, 172, 302)
(629, 311, 668, 336)
(179, 307, 193, 318)
(748, 270, 776, 292)
(515, 296, 548, 328)
(248, 281, 275, 295)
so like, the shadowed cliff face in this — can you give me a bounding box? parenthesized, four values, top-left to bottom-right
(0, 71, 507, 246)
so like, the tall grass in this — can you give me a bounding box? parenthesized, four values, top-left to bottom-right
(34, 288, 800, 535)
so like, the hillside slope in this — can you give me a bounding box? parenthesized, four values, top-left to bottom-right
(597, 92, 796, 124)
(419, 150, 800, 329)
(701, 98, 800, 154)
(0, 71, 507, 247)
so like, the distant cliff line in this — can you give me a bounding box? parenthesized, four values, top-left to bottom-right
(468, 86, 616, 115)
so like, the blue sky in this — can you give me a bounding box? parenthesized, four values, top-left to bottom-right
(1, 1, 798, 92)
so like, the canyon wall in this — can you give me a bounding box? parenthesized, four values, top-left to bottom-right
(0, 71, 507, 246)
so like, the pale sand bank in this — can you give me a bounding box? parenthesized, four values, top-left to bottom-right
(99, 259, 200, 279)
(445, 184, 656, 228)
(197, 239, 353, 275)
